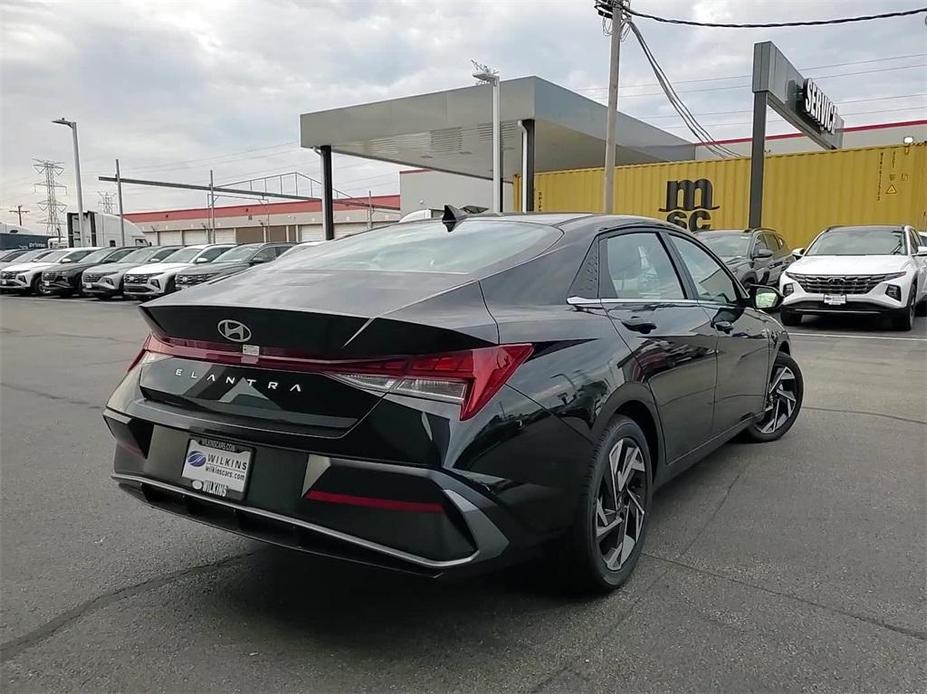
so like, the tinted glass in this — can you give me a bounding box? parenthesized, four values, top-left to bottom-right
(162, 247, 200, 263)
(10, 250, 47, 262)
(40, 250, 70, 262)
(919, 233, 927, 248)
(0, 250, 25, 261)
(195, 247, 231, 262)
(273, 245, 293, 257)
(669, 235, 739, 304)
(274, 220, 561, 275)
(150, 247, 182, 262)
(700, 233, 750, 258)
(601, 233, 684, 300)
(251, 247, 276, 262)
(213, 244, 259, 262)
(60, 249, 95, 263)
(806, 227, 906, 256)
(80, 249, 120, 264)
(118, 247, 158, 264)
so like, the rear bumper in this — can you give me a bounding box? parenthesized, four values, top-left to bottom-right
(105, 407, 522, 575)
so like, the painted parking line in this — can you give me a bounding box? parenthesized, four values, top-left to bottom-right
(790, 331, 927, 342)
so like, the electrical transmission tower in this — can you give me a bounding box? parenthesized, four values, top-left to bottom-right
(33, 159, 67, 238)
(98, 191, 116, 214)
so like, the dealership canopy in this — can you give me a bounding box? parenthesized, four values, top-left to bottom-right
(299, 76, 694, 230)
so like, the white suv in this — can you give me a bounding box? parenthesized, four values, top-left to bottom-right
(0, 247, 102, 295)
(779, 225, 926, 331)
(122, 244, 233, 300)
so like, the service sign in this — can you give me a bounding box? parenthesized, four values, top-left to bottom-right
(801, 79, 838, 135)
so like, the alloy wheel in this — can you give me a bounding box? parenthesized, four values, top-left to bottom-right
(595, 438, 647, 571)
(758, 365, 798, 434)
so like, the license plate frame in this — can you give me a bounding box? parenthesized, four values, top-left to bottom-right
(823, 294, 847, 306)
(181, 436, 253, 501)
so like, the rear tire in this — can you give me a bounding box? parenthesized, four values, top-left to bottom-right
(556, 415, 652, 593)
(743, 351, 803, 443)
(779, 309, 801, 326)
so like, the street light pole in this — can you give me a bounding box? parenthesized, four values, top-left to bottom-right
(52, 118, 85, 245)
(473, 61, 502, 213)
(115, 159, 126, 246)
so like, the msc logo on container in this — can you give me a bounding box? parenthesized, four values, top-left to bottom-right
(659, 178, 718, 232)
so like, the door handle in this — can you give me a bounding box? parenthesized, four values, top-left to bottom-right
(620, 317, 657, 334)
(712, 319, 734, 333)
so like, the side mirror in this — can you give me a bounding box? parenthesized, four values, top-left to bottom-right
(792, 248, 804, 258)
(250, 256, 270, 265)
(752, 285, 782, 312)
(917, 247, 927, 257)
(754, 248, 774, 259)
(194, 257, 210, 263)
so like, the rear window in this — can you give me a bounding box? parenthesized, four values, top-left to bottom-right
(275, 219, 561, 274)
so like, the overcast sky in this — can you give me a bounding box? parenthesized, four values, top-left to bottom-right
(1, 0, 924, 227)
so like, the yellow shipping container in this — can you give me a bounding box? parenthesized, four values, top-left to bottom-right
(518, 143, 927, 249)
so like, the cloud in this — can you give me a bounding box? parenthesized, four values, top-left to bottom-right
(1, 0, 924, 225)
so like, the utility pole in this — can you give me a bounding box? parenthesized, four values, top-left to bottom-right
(32, 159, 67, 240)
(209, 169, 215, 244)
(597, 0, 628, 214)
(52, 118, 85, 244)
(8, 205, 29, 226)
(115, 159, 126, 246)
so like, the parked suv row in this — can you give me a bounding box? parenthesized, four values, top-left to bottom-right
(0, 242, 296, 301)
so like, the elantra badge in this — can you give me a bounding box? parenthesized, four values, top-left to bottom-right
(217, 319, 252, 343)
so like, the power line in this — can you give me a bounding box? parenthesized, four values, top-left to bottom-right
(625, 5, 927, 28)
(625, 21, 739, 157)
(573, 52, 927, 92)
(578, 63, 927, 97)
(633, 99, 927, 121)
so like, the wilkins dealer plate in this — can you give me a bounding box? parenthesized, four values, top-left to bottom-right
(823, 294, 847, 306)
(181, 437, 253, 500)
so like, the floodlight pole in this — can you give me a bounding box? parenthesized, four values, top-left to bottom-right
(52, 118, 85, 244)
(473, 62, 502, 213)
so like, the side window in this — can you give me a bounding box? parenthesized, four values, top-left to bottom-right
(273, 245, 291, 257)
(252, 248, 276, 263)
(774, 234, 786, 250)
(753, 234, 771, 253)
(908, 230, 920, 255)
(668, 235, 740, 304)
(600, 232, 685, 301)
(761, 233, 779, 252)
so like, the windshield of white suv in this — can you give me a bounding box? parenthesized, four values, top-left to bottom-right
(699, 233, 750, 258)
(59, 249, 96, 264)
(80, 249, 121, 264)
(40, 250, 70, 263)
(161, 247, 200, 263)
(211, 244, 259, 262)
(806, 227, 906, 256)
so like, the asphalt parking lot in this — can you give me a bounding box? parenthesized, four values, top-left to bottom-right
(1, 295, 924, 693)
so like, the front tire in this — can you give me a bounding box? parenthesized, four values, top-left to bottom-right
(892, 285, 916, 331)
(744, 352, 803, 442)
(558, 416, 652, 593)
(779, 308, 801, 326)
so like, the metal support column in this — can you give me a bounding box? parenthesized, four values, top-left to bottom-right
(320, 145, 335, 240)
(748, 91, 767, 229)
(518, 119, 536, 211)
(115, 159, 126, 246)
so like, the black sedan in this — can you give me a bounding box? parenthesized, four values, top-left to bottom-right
(105, 213, 802, 592)
(699, 228, 793, 288)
(174, 242, 293, 289)
(40, 246, 140, 296)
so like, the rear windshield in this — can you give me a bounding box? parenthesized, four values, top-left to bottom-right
(807, 227, 905, 256)
(274, 219, 561, 274)
(700, 234, 750, 257)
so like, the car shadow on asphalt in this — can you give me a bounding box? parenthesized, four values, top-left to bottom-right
(190, 441, 751, 647)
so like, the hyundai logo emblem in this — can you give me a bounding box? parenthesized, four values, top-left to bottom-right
(217, 319, 252, 343)
(828, 277, 844, 285)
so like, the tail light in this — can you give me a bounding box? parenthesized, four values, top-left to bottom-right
(130, 334, 532, 420)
